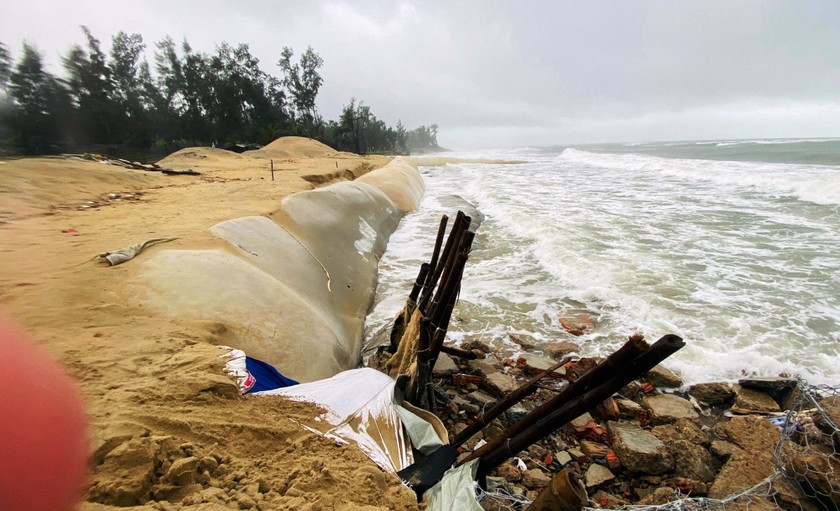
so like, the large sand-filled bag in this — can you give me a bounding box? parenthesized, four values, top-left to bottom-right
(357, 158, 424, 211)
(135, 160, 423, 382)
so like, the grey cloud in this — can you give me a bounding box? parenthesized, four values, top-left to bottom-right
(2, 0, 839, 148)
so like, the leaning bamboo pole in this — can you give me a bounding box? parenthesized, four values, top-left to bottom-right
(473, 334, 685, 477)
(460, 335, 651, 465)
(388, 263, 430, 352)
(424, 215, 449, 290)
(385, 210, 477, 408)
(418, 212, 467, 313)
(452, 358, 566, 448)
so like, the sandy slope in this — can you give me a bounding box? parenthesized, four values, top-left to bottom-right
(0, 143, 420, 510)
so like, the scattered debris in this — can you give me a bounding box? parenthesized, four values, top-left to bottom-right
(68, 153, 201, 176)
(76, 191, 144, 211)
(362, 207, 839, 510)
(99, 238, 178, 266)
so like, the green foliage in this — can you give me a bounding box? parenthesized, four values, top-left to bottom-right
(406, 123, 440, 153)
(0, 42, 11, 93)
(6, 42, 72, 153)
(277, 46, 323, 137)
(110, 32, 152, 146)
(62, 26, 119, 144)
(321, 98, 411, 155)
(0, 29, 437, 157)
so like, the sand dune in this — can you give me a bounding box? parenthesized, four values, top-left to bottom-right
(247, 135, 337, 159)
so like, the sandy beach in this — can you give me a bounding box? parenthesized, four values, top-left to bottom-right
(4, 137, 836, 511)
(0, 138, 423, 510)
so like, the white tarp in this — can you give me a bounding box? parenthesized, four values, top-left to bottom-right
(424, 459, 483, 511)
(258, 368, 445, 473)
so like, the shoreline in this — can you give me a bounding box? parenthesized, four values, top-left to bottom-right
(2, 139, 834, 509)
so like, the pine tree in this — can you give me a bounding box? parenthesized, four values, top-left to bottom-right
(8, 42, 69, 153)
(278, 46, 323, 136)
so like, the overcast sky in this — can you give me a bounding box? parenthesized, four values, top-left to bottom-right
(2, 1, 839, 149)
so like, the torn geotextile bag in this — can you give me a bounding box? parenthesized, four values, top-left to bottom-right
(424, 459, 483, 511)
(99, 238, 177, 266)
(221, 348, 299, 393)
(258, 367, 448, 474)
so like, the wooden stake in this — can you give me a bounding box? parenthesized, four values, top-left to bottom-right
(525, 469, 586, 511)
(452, 358, 566, 448)
(428, 217, 470, 318)
(271, 159, 275, 181)
(419, 211, 466, 313)
(475, 335, 685, 476)
(389, 263, 431, 353)
(424, 215, 449, 290)
(462, 335, 654, 466)
(409, 263, 431, 303)
(462, 336, 650, 465)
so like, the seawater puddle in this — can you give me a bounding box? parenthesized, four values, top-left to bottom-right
(365, 144, 840, 385)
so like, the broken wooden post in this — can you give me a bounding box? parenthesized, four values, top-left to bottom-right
(461, 335, 651, 465)
(385, 210, 478, 409)
(475, 335, 685, 477)
(270, 159, 275, 181)
(525, 468, 586, 511)
(426, 218, 470, 318)
(452, 358, 567, 448)
(419, 211, 467, 313)
(439, 345, 477, 360)
(424, 215, 449, 290)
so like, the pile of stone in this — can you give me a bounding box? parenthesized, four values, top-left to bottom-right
(430, 339, 838, 510)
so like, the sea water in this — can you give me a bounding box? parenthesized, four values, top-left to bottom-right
(363, 139, 840, 385)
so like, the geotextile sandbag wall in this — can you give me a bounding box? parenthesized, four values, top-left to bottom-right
(135, 158, 424, 382)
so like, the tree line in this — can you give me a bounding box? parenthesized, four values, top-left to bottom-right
(0, 28, 441, 157)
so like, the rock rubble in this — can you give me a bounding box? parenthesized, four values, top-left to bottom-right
(427, 341, 837, 509)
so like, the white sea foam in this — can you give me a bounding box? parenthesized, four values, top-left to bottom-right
(559, 148, 840, 205)
(364, 145, 840, 385)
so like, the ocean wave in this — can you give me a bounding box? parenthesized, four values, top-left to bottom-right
(366, 154, 840, 386)
(558, 148, 840, 205)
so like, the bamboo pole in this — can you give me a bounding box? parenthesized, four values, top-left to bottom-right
(419, 211, 464, 310)
(452, 359, 566, 448)
(429, 253, 466, 330)
(415, 247, 470, 405)
(419, 211, 467, 313)
(427, 252, 470, 361)
(475, 335, 685, 475)
(409, 263, 431, 302)
(460, 335, 650, 465)
(409, 320, 435, 405)
(427, 218, 470, 319)
(424, 215, 449, 290)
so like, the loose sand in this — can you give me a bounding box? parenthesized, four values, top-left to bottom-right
(0, 141, 421, 510)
